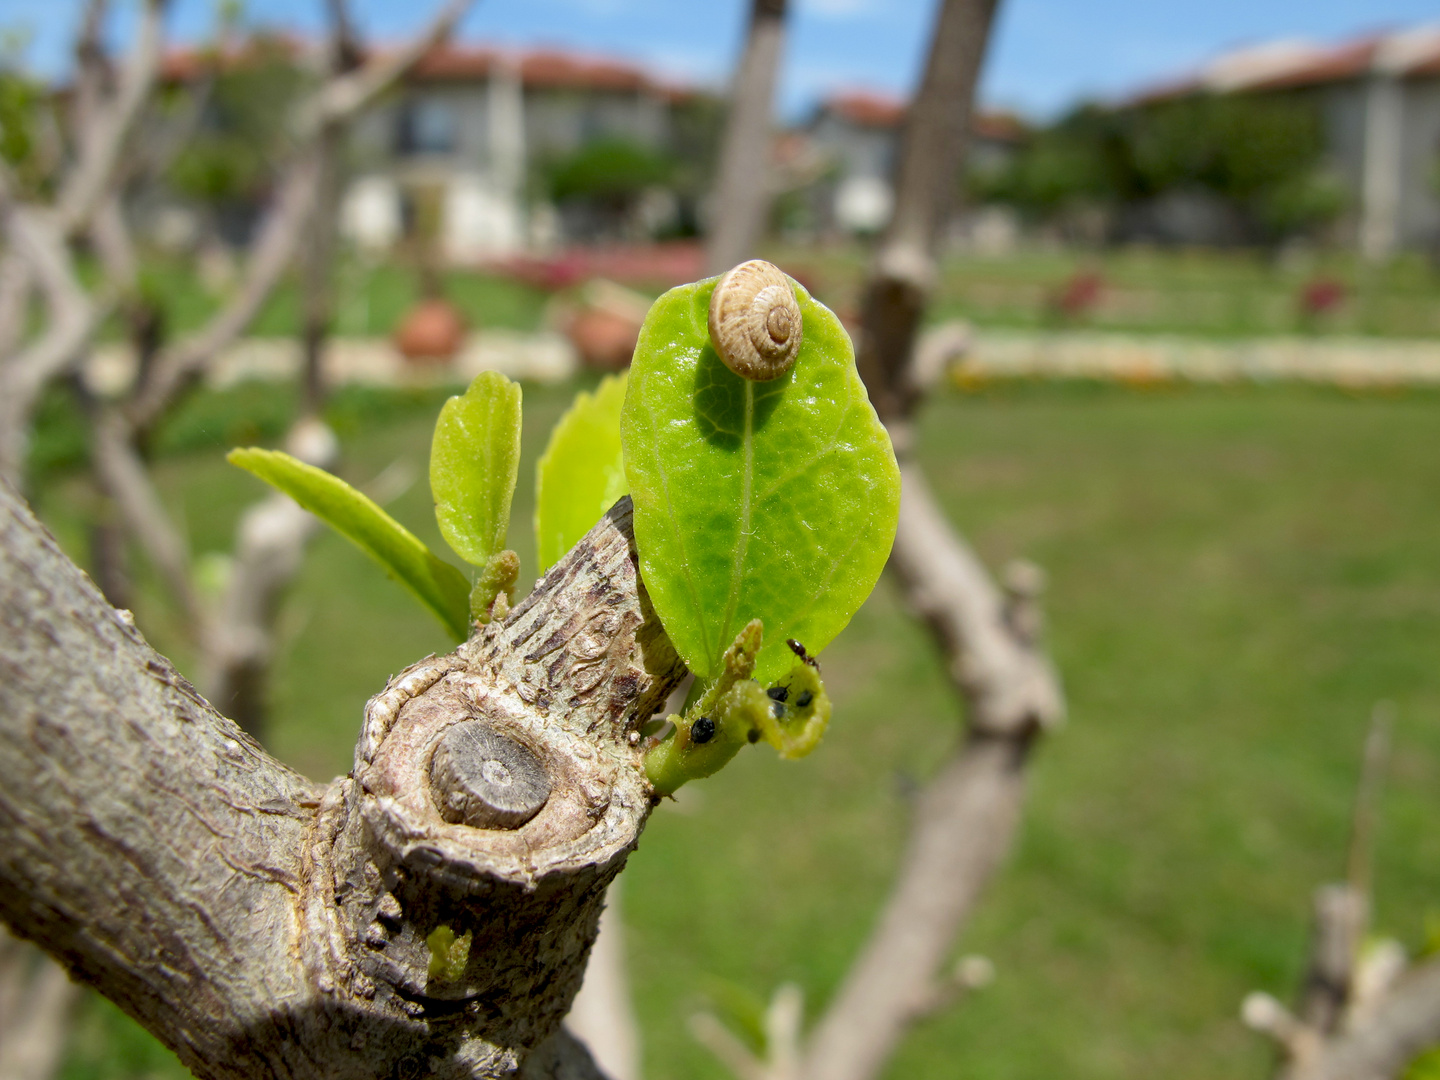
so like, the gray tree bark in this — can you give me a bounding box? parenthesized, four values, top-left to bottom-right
(0, 485, 680, 1078)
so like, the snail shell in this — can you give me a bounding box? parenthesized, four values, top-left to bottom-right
(708, 259, 803, 381)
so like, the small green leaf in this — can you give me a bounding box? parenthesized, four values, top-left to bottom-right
(430, 371, 522, 567)
(228, 447, 470, 641)
(426, 925, 472, 983)
(535, 372, 629, 573)
(622, 273, 900, 683)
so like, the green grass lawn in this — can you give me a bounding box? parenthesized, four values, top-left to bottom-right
(105, 257, 555, 342)
(29, 376, 1440, 1080)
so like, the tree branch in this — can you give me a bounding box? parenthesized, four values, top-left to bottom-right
(0, 487, 683, 1078)
(564, 885, 642, 1080)
(0, 200, 112, 486)
(1243, 704, 1434, 1080)
(798, 3, 1064, 1078)
(128, 0, 473, 431)
(0, 243, 34, 363)
(704, 0, 788, 276)
(90, 408, 204, 628)
(854, 0, 999, 433)
(1284, 958, 1440, 1080)
(198, 418, 338, 737)
(303, 0, 471, 136)
(56, 0, 167, 237)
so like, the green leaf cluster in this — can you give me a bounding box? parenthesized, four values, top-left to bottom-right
(230, 371, 523, 642)
(231, 267, 899, 796)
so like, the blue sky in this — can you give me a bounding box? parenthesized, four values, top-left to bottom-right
(6, 0, 1440, 120)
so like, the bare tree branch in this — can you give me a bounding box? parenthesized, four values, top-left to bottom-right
(692, 983, 803, 1080)
(0, 251, 33, 361)
(299, 0, 366, 418)
(129, 0, 473, 431)
(1, 486, 683, 1078)
(793, 3, 1066, 1078)
(565, 885, 642, 1080)
(126, 150, 323, 428)
(704, 0, 788, 276)
(0, 199, 113, 486)
(854, 0, 999, 435)
(198, 418, 338, 737)
(303, 0, 471, 136)
(1242, 704, 1437, 1080)
(90, 409, 204, 628)
(56, 0, 167, 237)
(801, 730, 1036, 1080)
(1285, 959, 1440, 1080)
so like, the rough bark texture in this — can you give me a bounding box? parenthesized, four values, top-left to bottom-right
(704, 0, 788, 277)
(0, 486, 680, 1078)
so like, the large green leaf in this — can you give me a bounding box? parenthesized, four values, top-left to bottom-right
(535, 372, 628, 573)
(228, 448, 471, 641)
(430, 371, 522, 567)
(621, 274, 900, 684)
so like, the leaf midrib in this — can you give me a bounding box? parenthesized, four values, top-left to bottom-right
(718, 380, 755, 658)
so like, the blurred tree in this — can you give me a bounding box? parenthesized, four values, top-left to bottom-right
(0, 67, 52, 198)
(979, 92, 1345, 244)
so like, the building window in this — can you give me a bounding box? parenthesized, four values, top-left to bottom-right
(398, 97, 458, 156)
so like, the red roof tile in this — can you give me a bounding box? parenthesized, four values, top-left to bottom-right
(406, 43, 687, 95)
(820, 90, 1026, 141)
(825, 90, 906, 127)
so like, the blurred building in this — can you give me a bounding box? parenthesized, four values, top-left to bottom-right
(1138, 25, 1440, 257)
(338, 46, 696, 260)
(343, 45, 698, 259)
(800, 90, 1026, 241)
(153, 41, 704, 259)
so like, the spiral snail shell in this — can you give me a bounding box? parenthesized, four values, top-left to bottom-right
(707, 259, 803, 381)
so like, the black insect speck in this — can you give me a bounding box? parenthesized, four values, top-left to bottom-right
(691, 716, 716, 744)
(748, 728, 761, 743)
(770, 701, 785, 720)
(795, 689, 813, 709)
(766, 685, 788, 703)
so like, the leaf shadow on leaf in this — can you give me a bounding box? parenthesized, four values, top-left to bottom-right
(690, 344, 791, 451)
